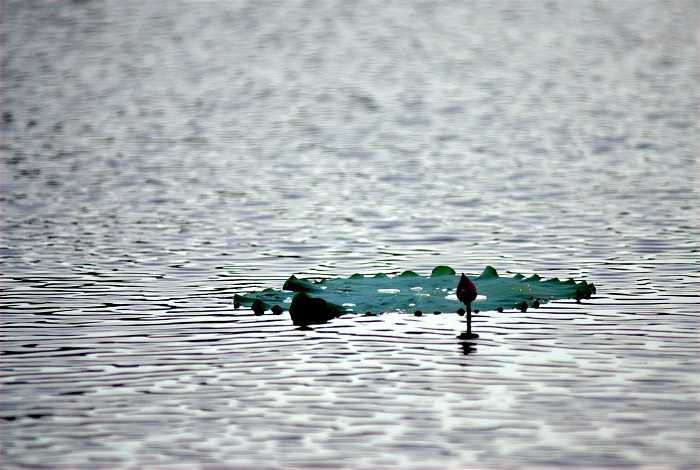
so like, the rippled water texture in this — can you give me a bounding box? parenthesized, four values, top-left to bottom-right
(1, 1, 698, 469)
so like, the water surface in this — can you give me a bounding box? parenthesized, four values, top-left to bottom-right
(1, 1, 698, 469)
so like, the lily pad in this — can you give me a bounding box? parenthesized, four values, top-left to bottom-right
(234, 265, 596, 326)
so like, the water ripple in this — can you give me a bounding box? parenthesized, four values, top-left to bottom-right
(2, 1, 699, 469)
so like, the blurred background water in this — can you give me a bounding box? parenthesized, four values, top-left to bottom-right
(1, 1, 698, 469)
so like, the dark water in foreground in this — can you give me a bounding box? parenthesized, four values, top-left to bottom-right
(1, 1, 698, 469)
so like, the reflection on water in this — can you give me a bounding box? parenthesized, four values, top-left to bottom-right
(1, 0, 698, 469)
(458, 341, 478, 356)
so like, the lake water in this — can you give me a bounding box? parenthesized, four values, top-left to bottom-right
(1, 1, 698, 469)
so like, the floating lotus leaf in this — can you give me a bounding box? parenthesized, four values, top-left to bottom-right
(234, 266, 596, 326)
